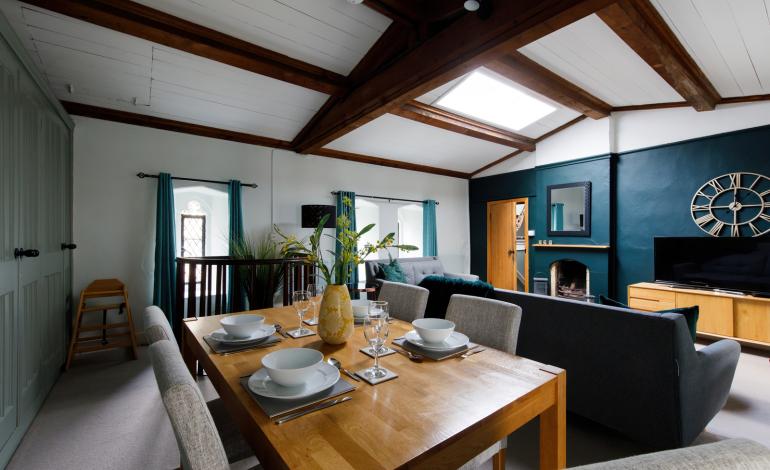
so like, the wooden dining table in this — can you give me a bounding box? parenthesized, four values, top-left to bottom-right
(182, 306, 566, 470)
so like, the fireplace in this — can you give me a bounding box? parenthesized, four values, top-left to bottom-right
(549, 259, 590, 300)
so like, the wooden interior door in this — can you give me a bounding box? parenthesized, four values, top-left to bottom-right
(487, 199, 529, 291)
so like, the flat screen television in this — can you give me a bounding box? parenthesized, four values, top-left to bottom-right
(654, 236, 770, 295)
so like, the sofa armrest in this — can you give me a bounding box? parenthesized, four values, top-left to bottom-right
(444, 272, 480, 282)
(679, 339, 740, 445)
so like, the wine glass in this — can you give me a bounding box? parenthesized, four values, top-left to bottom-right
(291, 290, 311, 336)
(363, 301, 389, 379)
(306, 282, 325, 324)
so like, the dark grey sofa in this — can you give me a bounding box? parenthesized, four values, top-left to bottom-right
(493, 289, 741, 450)
(364, 256, 478, 289)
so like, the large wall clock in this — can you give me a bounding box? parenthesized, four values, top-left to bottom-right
(691, 172, 770, 237)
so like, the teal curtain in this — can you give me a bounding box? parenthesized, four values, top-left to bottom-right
(422, 200, 438, 257)
(335, 191, 357, 293)
(551, 203, 564, 231)
(228, 180, 244, 311)
(153, 173, 176, 326)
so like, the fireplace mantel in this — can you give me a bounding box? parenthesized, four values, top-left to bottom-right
(533, 244, 610, 250)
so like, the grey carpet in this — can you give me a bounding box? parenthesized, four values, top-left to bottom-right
(6, 342, 769, 469)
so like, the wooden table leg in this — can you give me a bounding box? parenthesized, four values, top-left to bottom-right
(540, 370, 566, 470)
(182, 329, 196, 377)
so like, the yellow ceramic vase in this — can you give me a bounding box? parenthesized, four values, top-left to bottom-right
(318, 284, 354, 345)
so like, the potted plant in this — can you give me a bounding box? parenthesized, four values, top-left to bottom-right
(275, 197, 416, 344)
(230, 233, 284, 310)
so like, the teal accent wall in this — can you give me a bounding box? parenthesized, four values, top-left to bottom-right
(470, 123, 770, 304)
(470, 155, 612, 297)
(616, 124, 770, 302)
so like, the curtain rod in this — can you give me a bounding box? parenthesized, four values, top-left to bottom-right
(137, 172, 258, 188)
(330, 191, 438, 205)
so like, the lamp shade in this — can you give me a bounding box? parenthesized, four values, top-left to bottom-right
(301, 205, 336, 228)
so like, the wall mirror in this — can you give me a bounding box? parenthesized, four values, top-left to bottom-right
(547, 181, 591, 236)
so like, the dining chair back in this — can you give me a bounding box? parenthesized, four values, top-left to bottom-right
(378, 280, 429, 323)
(149, 340, 230, 470)
(446, 294, 523, 355)
(144, 306, 175, 344)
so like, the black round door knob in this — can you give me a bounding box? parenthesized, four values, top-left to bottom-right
(14, 248, 40, 258)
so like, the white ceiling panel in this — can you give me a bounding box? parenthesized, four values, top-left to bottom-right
(519, 14, 683, 107)
(0, 3, 329, 141)
(324, 114, 517, 173)
(652, 0, 770, 97)
(131, 0, 392, 75)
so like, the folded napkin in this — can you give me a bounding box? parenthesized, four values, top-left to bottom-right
(203, 334, 281, 354)
(392, 337, 477, 361)
(239, 375, 355, 419)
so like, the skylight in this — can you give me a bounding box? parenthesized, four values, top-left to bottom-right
(435, 70, 556, 131)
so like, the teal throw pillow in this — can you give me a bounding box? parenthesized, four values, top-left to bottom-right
(598, 295, 698, 342)
(378, 260, 407, 283)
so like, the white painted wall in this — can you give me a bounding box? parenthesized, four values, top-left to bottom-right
(73, 117, 469, 329)
(475, 101, 770, 178)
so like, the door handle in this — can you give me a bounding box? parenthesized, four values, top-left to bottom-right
(14, 248, 40, 258)
(61, 243, 77, 250)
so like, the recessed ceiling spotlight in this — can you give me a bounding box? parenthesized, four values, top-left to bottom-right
(347, 0, 364, 4)
(464, 0, 480, 12)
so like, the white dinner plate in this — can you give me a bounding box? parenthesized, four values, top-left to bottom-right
(404, 330, 470, 351)
(248, 362, 340, 400)
(210, 325, 276, 344)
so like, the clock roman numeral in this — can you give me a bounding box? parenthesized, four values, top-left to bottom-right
(691, 204, 710, 211)
(749, 223, 762, 236)
(695, 191, 714, 202)
(707, 179, 724, 193)
(761, 189, 770, 198)
(695, 213, 715, 226)
(760, 213, 770, 223)
(709, 221, 725, 236)
(731, 225, 740, 237)
(728, 173, 740, 189)
(749, 175, 762, 191)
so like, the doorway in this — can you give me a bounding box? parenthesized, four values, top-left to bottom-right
(487, 198, 529, 292)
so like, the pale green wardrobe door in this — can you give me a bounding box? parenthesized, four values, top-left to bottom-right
(0, 43, 20, 452)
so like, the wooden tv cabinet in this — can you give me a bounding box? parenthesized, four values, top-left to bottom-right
(628, 282, 770, 348)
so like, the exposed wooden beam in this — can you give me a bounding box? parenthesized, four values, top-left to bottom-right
(469, 115, 586, 176)
(62, 101, 292, 149)
(25, 0, 347, 96)
(597, 0, 720, 111)
(719, 94, 770, 105)
(470, 150, 525, 177)
(313, 148, 470, 179)
(392, 101, 536, 150)
(611, 101, 689, 112)
(294, 0, 615, 153)
(486, 53, 612, 119)
(364, 0, 422, 25)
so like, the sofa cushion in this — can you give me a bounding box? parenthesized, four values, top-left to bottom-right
(413, 259, 445, 284)
(599, 295, 698, 342)
(418, 275, 494, 319)
(378, 260, 407, 283)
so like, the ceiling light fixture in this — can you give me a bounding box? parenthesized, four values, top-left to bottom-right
(464, 0, 480, 12)
(436, 69, 556, 131)
(347, 0, 364, 4)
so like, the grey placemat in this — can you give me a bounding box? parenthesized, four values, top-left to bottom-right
(239, 375, 356, 419)
(203, 334, 281, 354)
(392, 337, 478, 361)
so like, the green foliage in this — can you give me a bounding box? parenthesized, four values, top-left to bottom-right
(275, 197, 417, 286)
(229, 233, 284, 309)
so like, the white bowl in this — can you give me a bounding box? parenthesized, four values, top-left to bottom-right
(261, 348, 323, 387)
(220, 314, 265, 339)
(351, 299, 369, 317)
(412, 318, 455, 344)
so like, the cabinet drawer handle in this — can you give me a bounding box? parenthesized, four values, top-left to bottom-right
(14, 248, 40, 258)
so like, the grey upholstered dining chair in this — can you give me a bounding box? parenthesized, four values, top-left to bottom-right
(446, 294, 523, 354)
(146, 316, 256, 469)
(144, 306, 175, 343)
(447, 294, 523, 470)
(377, 280, 429, 322)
